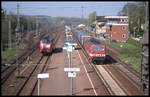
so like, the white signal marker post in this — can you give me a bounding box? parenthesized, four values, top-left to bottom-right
(37, 73, 49, 96)
(63, 41, 79, 95)
(64, 68, 80, 72)
(68, 72, 76, 78)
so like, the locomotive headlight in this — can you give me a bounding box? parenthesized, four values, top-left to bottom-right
(41, 43, 44, 48)
(89, 53, 94, 56)
(46, 45, 50, 48)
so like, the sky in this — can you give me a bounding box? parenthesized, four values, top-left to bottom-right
(2, 1, 129, 19)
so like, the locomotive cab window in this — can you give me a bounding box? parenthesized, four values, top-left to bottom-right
(42, 40, 49, 44)
(93, 46, 104, 51)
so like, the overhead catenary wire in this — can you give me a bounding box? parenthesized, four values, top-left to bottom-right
(2, 1, 146, 11)
(2, 2, 129, 10)
(3, 4, 126, 10)
(2, 4, 125, 16)
(3, 2, 146, 18)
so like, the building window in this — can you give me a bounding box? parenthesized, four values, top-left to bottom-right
(122, 34, 126, 38)
(120, 19, 122, 23)
(125, 19, 128, 23)
(122, 26, 126, 30)
(110, 25, 112, 31)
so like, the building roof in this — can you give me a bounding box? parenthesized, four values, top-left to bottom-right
(96, 16, 106, 22)
(95, 16, 128, 23)
(105, 16, 128, 19)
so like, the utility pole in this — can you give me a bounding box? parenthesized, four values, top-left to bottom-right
(21, 25, 24, 42)
(8, 16, 12, 49)
(36, 16, 38, 36)
(15, 3, 20, 77)
(95, 14, 97, 37)
(28, 19, 29, 32)
(81, 5, 83, 19)
(134, 27, 136, 37)
(22, 25, 24, 36)
(140, 2, 149, 95)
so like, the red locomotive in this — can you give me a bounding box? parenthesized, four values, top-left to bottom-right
(40, 36, 54, 54)
(84, 38, 106, 62)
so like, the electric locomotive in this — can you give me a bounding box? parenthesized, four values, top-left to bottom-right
(84, 38, 106, 62)
(72, 27, 106, 63)
(40, 36, 54, 54)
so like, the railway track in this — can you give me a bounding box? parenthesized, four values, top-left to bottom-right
(1, 33, 46, 73)
(71, 28, 143, 95)
(70, 29, 111, 95)
(16, 54, 50, 95)
(1, 34, 46, 85)
(1, 26, 63, 96)
(102, 64, 142, 95)
(105, 43, 141, 89)
(29, 26, 62, 95)
(1, 42, 39, 85)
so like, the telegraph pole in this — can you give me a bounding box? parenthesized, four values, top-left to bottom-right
(28, 19, 29, 32)
(15, 3, 20, 77)
(140, 1, 149, 95)
(81, 5, 83, 19)
(95, 14, 97, 37)
(36, 16, 38, 36)
(8, 16, 12, 49)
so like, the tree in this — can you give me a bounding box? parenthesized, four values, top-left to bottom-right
(1, 9, 9, 50)
(88, 11, 97, 26)
(118, 2, 146, 37)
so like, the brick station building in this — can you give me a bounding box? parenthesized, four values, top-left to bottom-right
(96, 16, 129, 42)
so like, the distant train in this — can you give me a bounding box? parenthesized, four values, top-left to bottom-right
(40, 36, 54, 54)
(72, 28, 106, 62)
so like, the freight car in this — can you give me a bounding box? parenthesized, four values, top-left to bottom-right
(40, 36, 54, 55)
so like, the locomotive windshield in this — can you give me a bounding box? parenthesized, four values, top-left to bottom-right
(93, 46, 104, 51)
(42, 39, 49, 44)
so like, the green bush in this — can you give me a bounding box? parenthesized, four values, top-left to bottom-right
(104, 38, 142, 72)
(2, 42, 25, 64)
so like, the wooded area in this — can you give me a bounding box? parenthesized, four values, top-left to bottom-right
(118, 2, 147, 37)
(1, 8, 88, 51)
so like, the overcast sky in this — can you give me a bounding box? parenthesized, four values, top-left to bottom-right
(2, 1, 129, 18)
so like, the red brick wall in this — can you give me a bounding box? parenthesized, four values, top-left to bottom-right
(110, 25, 129, 42)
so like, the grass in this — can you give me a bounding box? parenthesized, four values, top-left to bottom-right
(104, 38, 142, 72)
(2, 42, 25, 64)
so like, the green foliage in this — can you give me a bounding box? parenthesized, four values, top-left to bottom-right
(88, 11, 97, 25)
(2, 42, 25, 64)
(118, 2, 146, 37)
(83, 19, 88, 26)
(2, 20, 8, 45)
(104, 38, 142, 72)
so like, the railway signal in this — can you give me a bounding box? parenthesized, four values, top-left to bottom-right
(64, 68, 80, 72)
(37, 73, 49, 96)
(68, 72, 76, 78)
(64, 68, 80, 78)
(62, 41, 79, 95)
